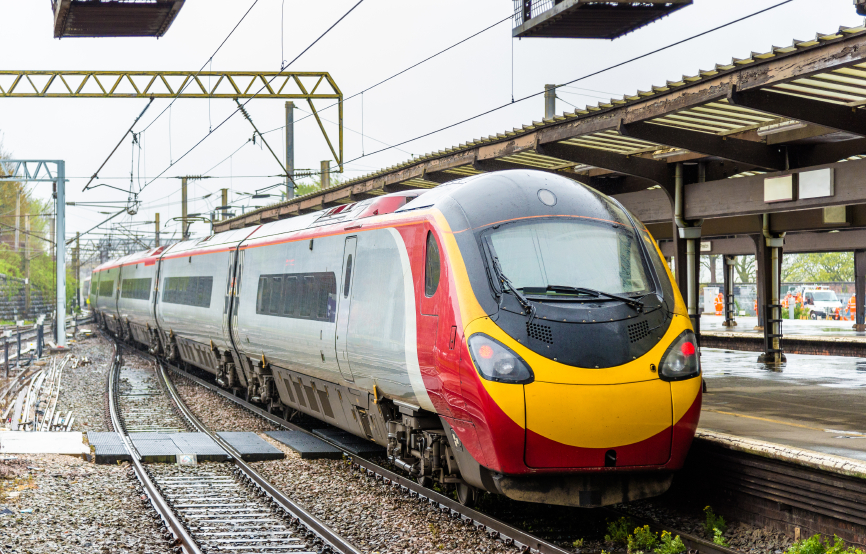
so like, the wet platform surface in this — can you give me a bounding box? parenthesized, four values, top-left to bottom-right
(701, 314, 866, 339)
(700, 347, 866, 462)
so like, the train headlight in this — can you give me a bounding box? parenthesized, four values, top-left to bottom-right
(659, 330, 700, 381)
(468, 334, 534, 384)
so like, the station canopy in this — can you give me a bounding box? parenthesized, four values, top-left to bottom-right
(216, 23, 866, 233)
(52, 0, 185, 38)
(512, 0, 693, 40)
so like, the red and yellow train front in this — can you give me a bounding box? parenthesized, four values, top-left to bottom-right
(426, 170, 702, 507)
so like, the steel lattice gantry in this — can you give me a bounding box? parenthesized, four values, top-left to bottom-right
(0, 70, 344, 170)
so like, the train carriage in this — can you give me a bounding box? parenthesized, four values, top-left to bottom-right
(91, 170, 702, 508)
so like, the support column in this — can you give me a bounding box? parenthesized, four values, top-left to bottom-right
(723, 255, 737, 327)
(854, 249, 866, 331)
(154, 213, 160, 247)
(544, 85, 556, 119)
(56, 162, 66, 348)
(286, 101, 295, 200)
(320, 161, 330, 189)
(673, 162, 702, 339)
(753, 234, 767, 330)
(14, 193, 20, 252)
(75, 232, 80, 312)
(24, 214, 30, 316)
(181, 177, 188, 240)
(758, 214, 785, 365)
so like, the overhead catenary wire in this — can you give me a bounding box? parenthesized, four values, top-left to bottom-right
(335, 0, 798, 168)
(137, 0, 367, 193)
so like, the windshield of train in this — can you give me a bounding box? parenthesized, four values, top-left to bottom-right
(487, 218, 652, 296)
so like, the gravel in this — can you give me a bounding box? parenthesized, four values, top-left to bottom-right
(620, 499, 795, 554)
(53, 334, 115, 432)
(0, 454, 169, 554)
(170, 374, 278, 433)
(253, 435, 513, 554)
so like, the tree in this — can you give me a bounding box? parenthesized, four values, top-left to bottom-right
(784, 252, 853, 282)
(293, 174, 343, 197)
(731, 255, 755, 284)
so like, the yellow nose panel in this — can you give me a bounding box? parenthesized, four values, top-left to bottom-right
(525, 379, 672, 448)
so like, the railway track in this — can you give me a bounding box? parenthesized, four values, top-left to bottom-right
(152, 350, 742, 554)
(106, 339, 362, 554)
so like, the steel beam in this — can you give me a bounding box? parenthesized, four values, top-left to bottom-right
(729, 87, 866, 138)
(855, 249, 866, 330)
(536, 142, 672, 191)
(620, 121, 787, 171)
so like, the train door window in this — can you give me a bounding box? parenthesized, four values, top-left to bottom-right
(300, 276, 315, 317)
(269, 277, 283, 314)
(258, 276, 271, 313)
(343, 254, 353, 298)
(316, 275, 334, 320)
(283, 276, 298, 316)
(425, 231, 440, 297)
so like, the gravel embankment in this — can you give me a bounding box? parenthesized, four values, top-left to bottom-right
(53, 334, 115, 432)
(0, 454, 168, 554)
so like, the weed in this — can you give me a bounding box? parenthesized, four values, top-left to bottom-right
(713, 529, 729, 547)
(654, 531, 686, 554)
(628, 525, 658, 554)
(605, 517, 632, 545)
(428, 523, 440, 540)
(786, 534, 866, 554)
(572, 538, 585, 549)
(703, 506, 727, 538)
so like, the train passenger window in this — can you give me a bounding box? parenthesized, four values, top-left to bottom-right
(121, 278, 151, 300)
(255, 272, 336, 322)
(162, 276, 213, 308)
(425, 231, 440, 297)
(99, 280, 115, 297)
(301, 276, 314, 317)
(343, 255, 353, 298)
(269, 277, 283, 314)
(283, 276, 298, 316)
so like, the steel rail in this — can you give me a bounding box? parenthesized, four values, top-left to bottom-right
(105, 341, 203, 554)
(154, 359, 362, 554)
(157, 360, 572, 554)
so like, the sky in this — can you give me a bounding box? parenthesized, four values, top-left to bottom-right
(0, 0, 862, 253)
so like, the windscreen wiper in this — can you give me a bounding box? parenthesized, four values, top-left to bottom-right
(527, 285, 645, 312)
(490, 255, 536, 321)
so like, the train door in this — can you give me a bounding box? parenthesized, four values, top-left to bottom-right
(222, 250, 236, 343)
(230, 249, 246, 349)
(335, 237, 357, 382)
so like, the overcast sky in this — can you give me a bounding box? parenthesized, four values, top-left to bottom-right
(0, 0, 861, 249)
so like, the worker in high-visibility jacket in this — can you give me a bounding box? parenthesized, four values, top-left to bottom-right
(714, 292, 724, 316)
(848, 294, 857, 320)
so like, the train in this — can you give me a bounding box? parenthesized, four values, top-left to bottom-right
(89, 170, 702, 508)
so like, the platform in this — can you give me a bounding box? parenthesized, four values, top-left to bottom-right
(266, 430, 343, 460)
(700, 347, 866, 462)
(700, 315, 866, 357)
(0, 431, 89, 457)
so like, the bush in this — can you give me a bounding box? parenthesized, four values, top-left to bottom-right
(605, 518, 632, 545)
(786, 535, 866, 554)
(654, 531, 686, 554)
(704, 506, 727, 538)
(628, 525, 658, 554)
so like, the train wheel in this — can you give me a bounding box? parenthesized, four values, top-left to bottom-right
(456, 483, 476, 508)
